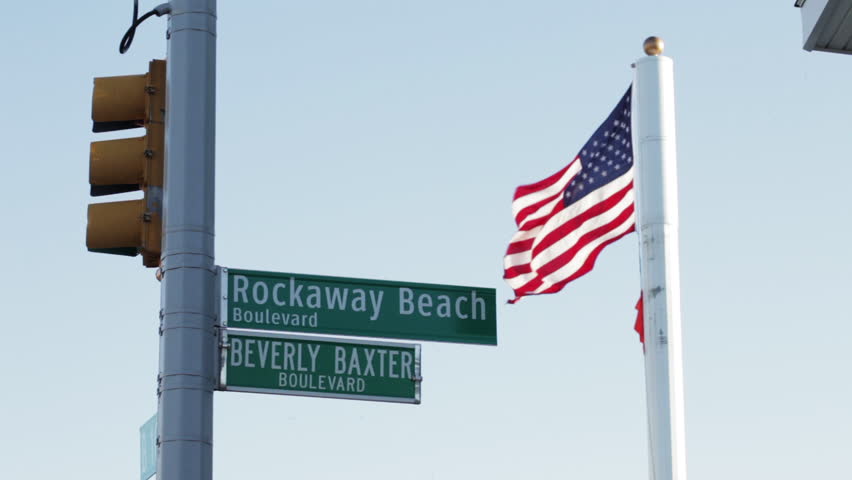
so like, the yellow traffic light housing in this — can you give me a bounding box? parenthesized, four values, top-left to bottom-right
(87, 59, 165, 268)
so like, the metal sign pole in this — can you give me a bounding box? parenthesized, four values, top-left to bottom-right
(158, 1, 217, 479)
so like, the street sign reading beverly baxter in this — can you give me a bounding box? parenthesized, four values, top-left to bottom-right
(220, 331, 421, 404)
(220, 267, 497, 345)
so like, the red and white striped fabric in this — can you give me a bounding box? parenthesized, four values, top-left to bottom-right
(504, 87, 636, 303)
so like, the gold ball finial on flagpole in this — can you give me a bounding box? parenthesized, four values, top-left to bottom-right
(643, 36, 664, 56)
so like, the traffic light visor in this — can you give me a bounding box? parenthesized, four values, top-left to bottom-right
(91, 74, 147, 132)
(89, 136, 146, 196)
(87, 199, 146, 256)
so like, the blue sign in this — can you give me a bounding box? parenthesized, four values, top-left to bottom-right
(139, 414, 157, 480)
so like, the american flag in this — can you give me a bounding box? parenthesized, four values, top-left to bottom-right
(504, 87, 635, 303)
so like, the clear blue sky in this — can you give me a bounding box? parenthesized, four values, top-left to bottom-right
(1, 1, 850, 479)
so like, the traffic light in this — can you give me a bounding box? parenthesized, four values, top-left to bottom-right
(87, 59, 165, 268)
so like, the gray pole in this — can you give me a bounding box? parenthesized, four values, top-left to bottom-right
(633, 37, 687, 480)
(158, 1, 217, 479)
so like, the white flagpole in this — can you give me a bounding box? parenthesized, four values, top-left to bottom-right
(632, 37, 688, 480)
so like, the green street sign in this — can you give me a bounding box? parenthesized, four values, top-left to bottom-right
(220, 267, 497, 345)
(220, 331, 421, 404)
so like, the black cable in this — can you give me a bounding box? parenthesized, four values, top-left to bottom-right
(119, 0, 162, 54)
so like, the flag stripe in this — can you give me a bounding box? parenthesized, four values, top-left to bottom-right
(503, 86, 634, 303)
(533, 209, 636, 293)
(533, 225, 636, 296)
(510, 207, 635, 295)
(530, 177, 634, 263)
(512, 159, 581, 227)
(513, 202, 567, 238)
(504, 175, 634, 278)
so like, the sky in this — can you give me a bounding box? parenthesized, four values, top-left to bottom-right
(1, 1, 850, 479)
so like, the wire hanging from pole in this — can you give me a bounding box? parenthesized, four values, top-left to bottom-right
(119, 0, 171, 54)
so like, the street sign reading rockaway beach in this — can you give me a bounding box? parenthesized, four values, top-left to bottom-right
(220, 331, 421, 404)
(220, 268, 497, 345)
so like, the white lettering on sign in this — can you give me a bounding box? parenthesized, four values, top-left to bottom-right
(399, 288, 414, 315)
(230, 337, 243, 366)
(273, 283, 286, 306)
(257, 340, 269, 368)
(233, 275, 249, 303)
(231, 308, 318, 327)
(417, 294, 432, 317)
(388, 350, 399, 379)
(332, 346, 413, 379)
(401, 350, 413, 378)
(252, 282, 268, 305)
(278, 372, 367, 393)
(368, 291, 384, 320)
(436, 295, 451, 317)
(231, 275, 386, 321)
(289, 278, 303, 307)
(398, 287, 487, 320)
(232, 274, 489, 327)
(306, 286, 321, 308)
(230, 338, 319, 372)
(283, 342, 295, 370)
(376, 349, 387, 377)
(271, 341, 281, 369)
(471, 290, 486, 320)
(244, 339, 256, 368)
(455, 296, 468, 319)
